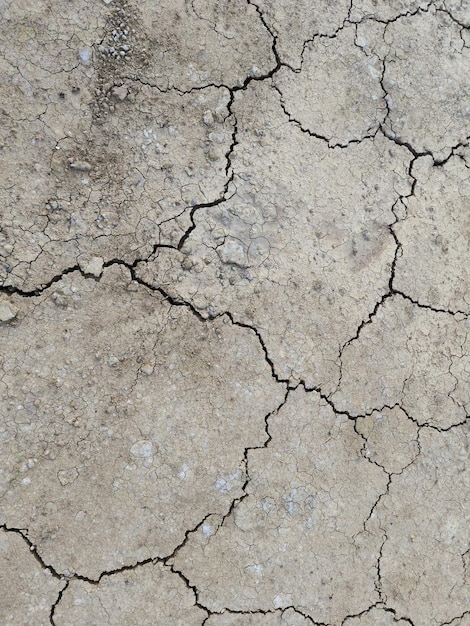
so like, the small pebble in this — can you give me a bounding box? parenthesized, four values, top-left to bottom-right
(79, 256, 104, 278)
(69, 160, 92, 172)
(203, 110, 214, 126)
(140, 363, 154, 376)
(0, 299, 18, 322)
(112, 85, 128, 101)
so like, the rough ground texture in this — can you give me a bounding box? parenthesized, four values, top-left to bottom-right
(0, 0, 469, 624)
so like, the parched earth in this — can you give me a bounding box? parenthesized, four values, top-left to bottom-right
(0, 0, 469, 624)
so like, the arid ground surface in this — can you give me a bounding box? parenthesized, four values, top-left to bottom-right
(1, 0, 470, 624)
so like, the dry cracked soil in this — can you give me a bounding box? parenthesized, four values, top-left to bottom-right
(0, 0, 469, 624)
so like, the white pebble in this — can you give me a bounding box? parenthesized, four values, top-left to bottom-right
(78, 48, 92, 64)
(202, 524, 213, 537)
(130, 440, 154, 458)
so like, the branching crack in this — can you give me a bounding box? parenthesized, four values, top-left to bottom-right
(2, 2, 469, 623)
(1, 524, 64, 581)
(274, 83, 382, 149)
(200, 606, 327, 625)
(209, 384, 291, 539)
(379, 125, 469, 168)
(49, 580, 69, 626)
(440, 610, 470, 625)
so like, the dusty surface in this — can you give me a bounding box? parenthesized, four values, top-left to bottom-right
(0, 0, 469, 625)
